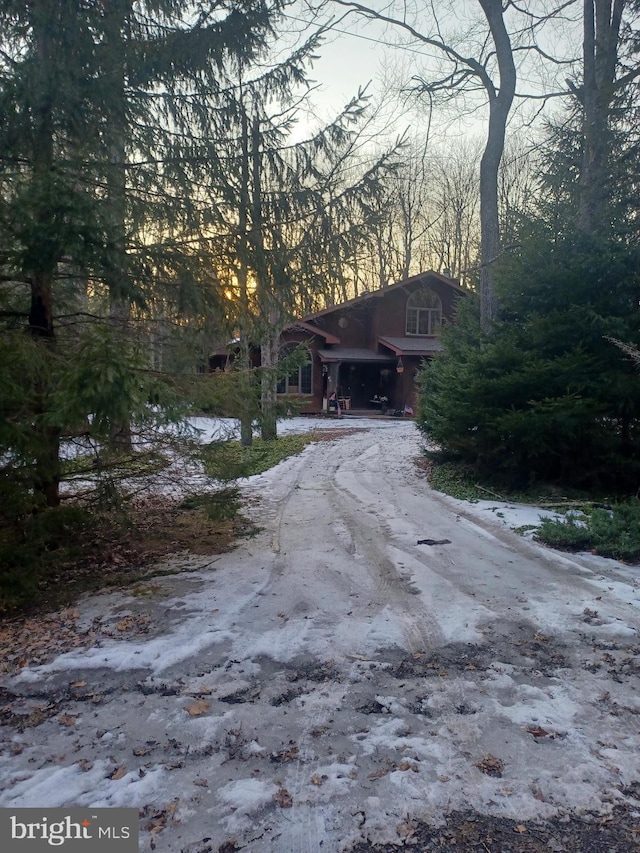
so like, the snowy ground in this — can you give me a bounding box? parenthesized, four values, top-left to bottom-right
(2, 419, 640, 851)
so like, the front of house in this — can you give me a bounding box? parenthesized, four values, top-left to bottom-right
(277, 271, 465, 414)
(210, 270, 465, 415)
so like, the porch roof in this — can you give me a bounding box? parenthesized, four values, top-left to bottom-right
(378, 336, 444, 356)
(317, 347, 395, 363)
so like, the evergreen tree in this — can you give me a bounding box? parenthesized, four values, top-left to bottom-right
(0, 0, 276, 506)
(203, 42, 403, 441)
(417, 231, 640, 490)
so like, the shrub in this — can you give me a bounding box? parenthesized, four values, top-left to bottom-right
(535, 501, 640, 563)
(416, 235, 640, 491)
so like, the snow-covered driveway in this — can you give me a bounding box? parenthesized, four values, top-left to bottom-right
(2, 420, 640, 851)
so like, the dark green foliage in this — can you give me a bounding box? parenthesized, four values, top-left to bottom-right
(425, 459, 488, 502)
(416, 234, 640, 490)
(0, 0, 281, 507)
(535, 514, 594, 551)
(180, 488, 243, 522)
(536, 502, 640, 563)
(0, 499, 94, 613)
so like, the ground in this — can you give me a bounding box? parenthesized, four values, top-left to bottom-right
(1, 420, 640, 852)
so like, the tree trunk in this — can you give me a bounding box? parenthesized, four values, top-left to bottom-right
(578, 0, 624, 235)
(260, 334, 279, 441)
(477, 0, 516, 332)
(238, 103, 253, 447)
(29, 0, 60, 507)
(106, 0, 133, 452)
(250, 114, 280, 441)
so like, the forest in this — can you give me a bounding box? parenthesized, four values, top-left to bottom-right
(1, 0, 640, 610)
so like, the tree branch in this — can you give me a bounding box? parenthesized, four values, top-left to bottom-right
(329, 0, 495, 93)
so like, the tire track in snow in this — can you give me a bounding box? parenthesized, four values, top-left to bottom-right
(326, 439, 447, 653)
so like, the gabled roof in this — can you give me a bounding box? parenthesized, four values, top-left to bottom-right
(300, 270, 465, 323)
(286, 320, 340, 344)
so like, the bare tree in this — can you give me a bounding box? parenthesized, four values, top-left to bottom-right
(427, 140, 482, 284)
(328, 0, 516, 328)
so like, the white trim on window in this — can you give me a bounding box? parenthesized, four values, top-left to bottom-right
(405, 288, 442, 336)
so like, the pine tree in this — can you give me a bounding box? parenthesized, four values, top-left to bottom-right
(416, 120, 640, 490)
(0, 0, 277, 505)
(203, 38, 403, 440)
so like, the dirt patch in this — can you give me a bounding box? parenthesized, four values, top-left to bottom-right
(387, 633, 568, 680)
(2, 490, 252, 616)
(0, 494, 252, 671)
(0, 608, 99, 675)
(347, 806, 640, 852)
(312, 427, 369, 441)
(285, 659, 340, 683)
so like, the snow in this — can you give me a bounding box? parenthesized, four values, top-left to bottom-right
(3, 417, 640, 852)
(217, 778, 279, 812)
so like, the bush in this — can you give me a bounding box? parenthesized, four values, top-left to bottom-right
(416, 234, 640, 491)
(535, 501, 640, 563)
(0, 504, 94, 613)
(180, 487, 242, 522)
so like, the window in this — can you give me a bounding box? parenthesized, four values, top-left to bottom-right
(276, 343, 312, 395)
(405, 288, 442, 335)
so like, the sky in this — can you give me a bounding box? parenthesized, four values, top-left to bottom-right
(271, 0, 581, 147)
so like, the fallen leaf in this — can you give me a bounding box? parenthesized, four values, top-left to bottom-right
(525, 725, 550, 738)
(311, 774, 324, 786)
(475, 754, 504, 778)
(70, 680, 86, 689)
(185, 699, 210, 716)
(110, 764, 127, 780)
(75, 759, 93, 772)
(193, 778, 208, 787)
(273, 787, 293, 808)
(58, 715, 77, 727)
(397, 821, 417, 839)
(514, 824, 527, 833)
(367, 767, 389, 780)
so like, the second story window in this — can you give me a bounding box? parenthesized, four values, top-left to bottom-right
(406, 288, 442, 335)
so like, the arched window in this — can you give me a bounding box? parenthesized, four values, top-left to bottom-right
(405, 288, 442, 335)
(276, 343, 312, 395)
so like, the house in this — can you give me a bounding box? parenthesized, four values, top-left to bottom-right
(210, 270, 465, 415)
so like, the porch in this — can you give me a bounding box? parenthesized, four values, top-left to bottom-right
(318, 348, 405, 413)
